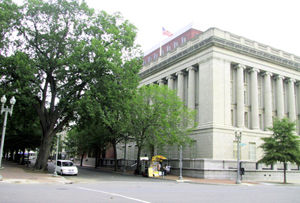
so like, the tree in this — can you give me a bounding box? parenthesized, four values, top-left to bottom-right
(4, 99, 41, 163)
(259, 118, 300, 183)
(0, 0, 141, 170)
(128, 85, 196, 173)
(64, 124, 108, 167)
(0, 0, 20, 50)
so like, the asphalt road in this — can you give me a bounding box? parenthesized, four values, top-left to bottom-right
(1, 166, 300, 203)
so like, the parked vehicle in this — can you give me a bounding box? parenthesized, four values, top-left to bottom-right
(55, 160, 78, 175)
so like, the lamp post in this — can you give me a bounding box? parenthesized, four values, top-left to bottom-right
(235, 130, 242, 184)
(0, 95, 16, 169)
(179, 145, 183, 180)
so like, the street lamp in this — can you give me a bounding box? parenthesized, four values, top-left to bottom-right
(235, 130, 242, 184)
(178, 145, 183, 180)
(0, 95, 16, 169)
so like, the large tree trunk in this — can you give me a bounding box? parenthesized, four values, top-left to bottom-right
(34, 132, 54, 170)
(80, 153, 84, 167)
(135, 147, 141, 175)
(150, 144, 155, 158)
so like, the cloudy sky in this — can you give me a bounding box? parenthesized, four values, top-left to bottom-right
(85, 0, 300, 56)
(13, 0, 300, 56)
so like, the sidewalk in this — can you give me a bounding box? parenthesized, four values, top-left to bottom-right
(0, 160, 69, 184)
(1, 161, 299, 186)
(79, 165, 255, 186)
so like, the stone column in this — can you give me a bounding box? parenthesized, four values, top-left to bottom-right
(263, 72, 273, 129)
(187, 67, 196, 110)
(250, 68, 259, 130)
(176, 71, 184, 100)
(236, 64, 245, 128)
(288, 78, 296, 121)
(275, 75, 284, 119)
(158, 79, 165, 86)
(296, 82, 300, 133)
(166, 75, 174, 90)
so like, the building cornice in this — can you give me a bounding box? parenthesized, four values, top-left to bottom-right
(140, 28, 300, 79)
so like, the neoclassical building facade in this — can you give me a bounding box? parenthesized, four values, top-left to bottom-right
(119, 26, 300, 180)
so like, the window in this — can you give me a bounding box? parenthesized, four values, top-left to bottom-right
(259, 113, 263, 130)
(181, 36, 186, 44)
(244, 112, 248, 128)
(174, 41, 178, 48)
(153, 53, 158, 60)
(231, 109, 234, 126)
(62, 161, 74, 167)
(249, 142, 256, 161)
(147, 56, 152, 63)
(167, 45, 171, 52)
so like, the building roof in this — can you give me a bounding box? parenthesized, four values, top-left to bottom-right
(140, 27, 300, 79)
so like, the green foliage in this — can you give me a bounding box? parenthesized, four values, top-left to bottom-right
(128, 85, 196, 156)
(259, 117, 300, 183)
(0, 0, 21, 50)
(0, 0, 142, 170)
(259, 118, 300, 165)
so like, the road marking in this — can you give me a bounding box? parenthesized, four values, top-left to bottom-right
(76, 186, 151, 203)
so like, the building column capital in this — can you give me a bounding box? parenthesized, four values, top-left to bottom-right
(261, 71, 273, 77)
(186, 66, 197, 72)
(166, 75, 175, 80)
(287, 78, 296, 83)
(235, 64, 246, 70)
(176, 71, 185, 76)
(275, 75, 285, 80)
(157, 79, 165, 85)
(249, 67, 260, 73)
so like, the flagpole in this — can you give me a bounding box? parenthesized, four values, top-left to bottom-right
(160, 27, 173, 57)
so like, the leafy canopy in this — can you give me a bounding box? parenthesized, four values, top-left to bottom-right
(259, 118, 300, 165)
(0, 0, 142, 170)
(129, 85, 196, 150)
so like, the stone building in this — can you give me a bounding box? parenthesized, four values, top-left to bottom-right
(118, 25, 300, 181)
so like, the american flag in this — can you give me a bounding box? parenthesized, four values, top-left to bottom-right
(162, 27, 173, 37)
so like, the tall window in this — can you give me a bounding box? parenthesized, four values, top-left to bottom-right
(167, 45, 171, 52)
(181, 36, 187, 44)
(231, 109, 234, 126)
(259, 114, 263, 130)
(174, 41, 178, 49)
(249, 142, 256, 161)
(244, 112, 248, 128)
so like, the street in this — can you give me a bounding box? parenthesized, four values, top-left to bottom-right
(1, 166, 300, 203)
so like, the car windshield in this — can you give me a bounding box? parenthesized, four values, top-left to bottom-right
(62, 162, 74, 167)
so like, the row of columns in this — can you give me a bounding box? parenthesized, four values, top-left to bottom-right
(158, 67, 197, 110)
(156, 63, 298, 131)
(236, 64, 297, 129)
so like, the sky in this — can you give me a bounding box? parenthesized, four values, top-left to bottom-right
(13, 0, 300, 56)
(84, 0, 300, 57)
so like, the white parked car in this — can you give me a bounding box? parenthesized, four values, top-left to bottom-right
(55, 160, 78, 175)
